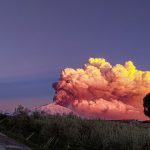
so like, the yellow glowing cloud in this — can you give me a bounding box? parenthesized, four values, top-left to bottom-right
(53, 58, 150, 120)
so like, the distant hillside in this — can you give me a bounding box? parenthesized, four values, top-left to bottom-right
(35, 103, 73, 115)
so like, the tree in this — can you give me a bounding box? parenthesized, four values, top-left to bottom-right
(143, 93, 150, 117)
(14, 105, 30, 116)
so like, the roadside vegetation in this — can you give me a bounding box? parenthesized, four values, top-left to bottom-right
(0, 105, 150, 150)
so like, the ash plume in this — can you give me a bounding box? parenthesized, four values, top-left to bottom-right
(53, 58, 150, 120)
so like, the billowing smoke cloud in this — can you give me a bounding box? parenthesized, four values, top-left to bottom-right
(53, 58, 150, 120)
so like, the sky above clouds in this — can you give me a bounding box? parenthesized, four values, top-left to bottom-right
(0, 0, 150, 111)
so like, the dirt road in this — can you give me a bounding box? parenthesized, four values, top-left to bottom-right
(0, 132, 31, 150)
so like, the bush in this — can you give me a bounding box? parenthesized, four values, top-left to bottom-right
(0, 106, 150, 150)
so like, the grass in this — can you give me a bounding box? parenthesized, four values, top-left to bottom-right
(0, 107, 150, 150)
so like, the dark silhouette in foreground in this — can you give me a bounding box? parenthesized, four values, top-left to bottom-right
(143, 93, 150, 118)
(1, 105, 150, 150)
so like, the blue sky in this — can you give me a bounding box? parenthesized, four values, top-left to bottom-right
(0, 0, 150, 111)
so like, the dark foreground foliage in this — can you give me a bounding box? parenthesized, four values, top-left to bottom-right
(143, 93, 150, 118)
(0, 105, 150, 150)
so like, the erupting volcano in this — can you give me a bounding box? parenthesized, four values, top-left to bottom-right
(48, 57, 150, 120)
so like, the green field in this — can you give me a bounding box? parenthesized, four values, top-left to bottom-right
(0, 106, 150, 150)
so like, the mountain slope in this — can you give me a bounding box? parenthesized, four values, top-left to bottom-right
(35, 103, 73, 115)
